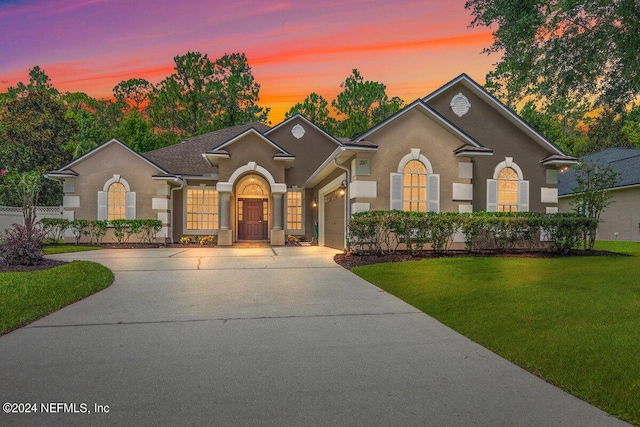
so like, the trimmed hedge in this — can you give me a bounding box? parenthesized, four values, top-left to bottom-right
(347, 211, 597, 255)
(39, 218, 162, 245)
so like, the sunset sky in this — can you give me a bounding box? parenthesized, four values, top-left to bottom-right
(0, 0, 498, 122)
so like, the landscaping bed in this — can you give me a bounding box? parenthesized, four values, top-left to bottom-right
(334, 248, 621, 269)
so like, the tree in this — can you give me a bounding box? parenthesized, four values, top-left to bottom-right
(519, 100, 589, 155)
(584, 110, 635, 154)
(0, 91, 75, 205)
(466, 0, 640, 112)
(332, 69, 403, 137)
(285, 92, 337, 133)
(571, 161, 619, 250)
(113, 78, 153, 114)
(116, 110, 176, 152)
(1, 66, 60, 105)
(148, 51, 219, 137)
(63, 92, 112, 157)
(16, 171, 43, 229)
(212, 53, 269, 128)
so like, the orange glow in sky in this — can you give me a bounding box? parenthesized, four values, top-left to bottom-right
(0, 0, 497, 123)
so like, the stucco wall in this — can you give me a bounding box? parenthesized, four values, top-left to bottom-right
(559, 187, 640, 241)
(427, 85, 559, 212)
(59, 142, 169, 242)
(217, 133, 285, 183)
(267, 117, 340, 188)
(363, 108, 471, 212)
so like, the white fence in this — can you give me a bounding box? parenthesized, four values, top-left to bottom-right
(0, 206, 63, 235)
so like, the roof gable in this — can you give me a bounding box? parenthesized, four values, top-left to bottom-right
(265, 114, 343, 147)
(209, 127, 292, 156)
(352, 99, 487, 151)
(50, 138, 168, 175)
(424, 73, 571, 158)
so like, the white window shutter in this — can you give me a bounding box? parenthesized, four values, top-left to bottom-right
(427, 174, 440, 212)
(390, 173, 403, 210)
(486, 179, 498, 212)
(518, 180, 529, 212)
(97, 191, 108, 220)
(125, 192, 136, 219)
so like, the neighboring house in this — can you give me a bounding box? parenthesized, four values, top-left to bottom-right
(558, 148, 640, 242)
(47, 74, 575, 249)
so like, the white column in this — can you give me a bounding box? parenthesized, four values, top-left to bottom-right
(272, 193, 283, 231)
(219, 191, 231, 230)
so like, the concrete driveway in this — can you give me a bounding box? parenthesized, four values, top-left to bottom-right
(0, 246, 629, 426)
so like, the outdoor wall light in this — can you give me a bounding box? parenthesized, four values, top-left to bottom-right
(312, 198, 318, 208)
(338, 180, 347, 197)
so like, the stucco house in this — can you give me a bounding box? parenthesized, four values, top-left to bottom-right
(47, 74, 575, 249)
(558, 148, 640, 242)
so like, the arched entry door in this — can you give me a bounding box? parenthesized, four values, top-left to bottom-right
(236, 174, 269, 241)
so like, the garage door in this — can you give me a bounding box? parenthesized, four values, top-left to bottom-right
(324, 191, 345, 250)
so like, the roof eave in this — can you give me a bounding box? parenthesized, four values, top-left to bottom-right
(541, 157, 578, 166)
(202, 152, 230, 167)
(455, 150, 494, 157)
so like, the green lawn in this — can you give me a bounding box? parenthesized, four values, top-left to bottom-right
(353, 241, 640, 426)
(43, 244, 101, 255)
(0, 261, 114, 335)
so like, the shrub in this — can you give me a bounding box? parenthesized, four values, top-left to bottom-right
(109, 219, 129, 244)
(199, 235, 215, 245)
(0, 224, 45, 266)
(179, 236, 192, 245)
(347, 211, 597, 255)
(87, 220, 108, 244)
(137, 219, 162, 244)
(40, 218, 70, 242)
(543, 214, 596, 254)
(69, 219, 89, 245)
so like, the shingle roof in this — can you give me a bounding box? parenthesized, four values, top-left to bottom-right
(143, 122, 271, 175)
(558, 148, 640, 196)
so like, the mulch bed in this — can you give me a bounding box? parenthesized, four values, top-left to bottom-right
(0, 259, 67, 273)
(334, 249, 622, 270)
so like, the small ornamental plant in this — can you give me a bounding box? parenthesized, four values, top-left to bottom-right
(179, 236, 192, 245)
(0, 224, 45, 266)
(199, 235, 215, 245)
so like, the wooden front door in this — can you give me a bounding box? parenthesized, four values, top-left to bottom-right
(239, 198, 268, 240)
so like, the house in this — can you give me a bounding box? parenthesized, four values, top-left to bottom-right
(558, 148, 640, 242)
(47, 74, 575, 249)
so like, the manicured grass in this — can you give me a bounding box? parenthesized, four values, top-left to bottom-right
(43, 245, 101, 255)
(353, 241, 640, 426)
(0, 261, 114, 335)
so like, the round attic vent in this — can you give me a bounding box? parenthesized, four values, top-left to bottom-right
(450, 93, 471, 117)
(291, 124, 305, 139)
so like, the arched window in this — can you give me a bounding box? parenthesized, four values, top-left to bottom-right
(390, 149, 439, 212)
(403, 160, 427, 212)
(487, 159, 529, 212)
(108, 182, 126, 220)
(497, 167, 518, 212)
(98, 175, 135, 220)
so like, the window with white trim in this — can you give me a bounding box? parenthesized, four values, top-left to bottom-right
(98, 176, 135, 220)
(497, 167, 519, 212)
(403, 160, 427, 212)
(107, 182, 126, 220)
(286, 190, 303, 231)
(186, 187, 219, 230)
(390, 150, 440, 212)
(487, 159, 529, 212)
